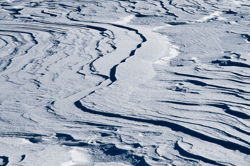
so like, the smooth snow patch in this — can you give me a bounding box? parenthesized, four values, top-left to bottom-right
(232, 0, 242, 6)
(95, 162, 132, 166)
(20, 138, 32, 144)
(116, 144, 134, 150)
(113, 25, 172, 84)
(153, 24, 172, 31)
(115, 15, 135, 25)
(13, 5, 24, 9)
(196, 11, 223, 22)
(61, 148, 91, 166)
(154, 44, 179, 65)
(152, 25, 178, 64)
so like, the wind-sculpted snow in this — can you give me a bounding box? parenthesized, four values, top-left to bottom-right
(0, 0, 250, 165)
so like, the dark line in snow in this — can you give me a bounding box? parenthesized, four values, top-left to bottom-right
(74, 101, 250, 155)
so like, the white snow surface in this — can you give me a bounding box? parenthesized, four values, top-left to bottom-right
(0, 0, 250, 165)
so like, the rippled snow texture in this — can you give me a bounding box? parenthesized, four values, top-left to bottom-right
(0, 0, 250, 165)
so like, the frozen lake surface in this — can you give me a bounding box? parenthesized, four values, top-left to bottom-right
(0, 0, 250, 165)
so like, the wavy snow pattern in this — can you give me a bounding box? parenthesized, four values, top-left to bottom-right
(0, 0, 250, 165)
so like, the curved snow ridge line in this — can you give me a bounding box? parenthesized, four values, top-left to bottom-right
(158, 0, 178, 17)
(34, 19, 146, 85)
(82, 29, 117, 80)
(0, 30, 35, 45)
(226, 78, 250, 85)
(186, 79, 250, 94)
(186, 80, 250, 101)
(107, 23, 147, 84)
(63, 15, 169, 86)
(73, 120, 121, 130)
(174, 140, 228, 166)
(209, 103, 250, 120)
(0, 37, 8, 49)
(159, 100, 250, 121)
(158, 101, 250, 146)
(168, 0, 197, 15)
(0, 29, 38, 72)
(0, 59, 12, 72)
(32, 20, 108, 32)
(76, 23, 147, 98)
(106, 24, 172, 86)
(27, 20, 111, 82)
(195, 66, 250, 79)
(117, 0, 176, 18)
(89, 30, 117, 80)
(0, 23, 84, 75)
(212, 59, 250, 68)
(0, 133, 46, 144)
(74, 101, 250, 155)
(0, 21, 112, 102)
(70, 23, 146, 98)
